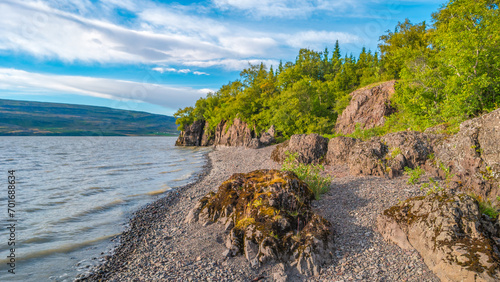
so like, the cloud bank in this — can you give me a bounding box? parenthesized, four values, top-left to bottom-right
(0, 68, 211, 112)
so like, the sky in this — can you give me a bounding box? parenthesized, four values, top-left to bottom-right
(0, 0, 443, 116)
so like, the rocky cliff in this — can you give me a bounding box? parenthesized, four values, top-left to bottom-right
(176, 118, 275, 148)
(335, 80, 397, 135)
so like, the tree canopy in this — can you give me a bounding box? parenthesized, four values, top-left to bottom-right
(175, 0, 500, 137)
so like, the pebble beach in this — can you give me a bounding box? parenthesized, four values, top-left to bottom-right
(81, 145, 440, 281)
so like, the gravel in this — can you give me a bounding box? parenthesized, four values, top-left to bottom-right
(79, 145, 440, 281)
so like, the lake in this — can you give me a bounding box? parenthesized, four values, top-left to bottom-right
(0, 136, 210, 281)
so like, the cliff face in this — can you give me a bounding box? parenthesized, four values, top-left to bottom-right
(175, 118, 275, 148)
(175, 119, 206, 146)
(213, 118, 254, 147)
(335, 80, 396, 135)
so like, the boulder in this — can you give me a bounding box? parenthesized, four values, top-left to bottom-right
(271, 134, 329, 164)
(246, 138, 261, 149)
(325, 136, 359, 165)
(378, 192, 500, 282)
(259, 132, 275, 147)
(434, 108, 500, 199)
(186, 169, 334, 275)
(175, 119, 206, 146)
(335, 80, 397, 135)
(348, 140, 387, 176)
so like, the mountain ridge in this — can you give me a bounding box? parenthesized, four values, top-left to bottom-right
(0, 99, 178, 136)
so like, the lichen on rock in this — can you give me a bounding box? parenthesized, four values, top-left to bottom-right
(377, 192, 500, 282)
(185, 169, 334, 276)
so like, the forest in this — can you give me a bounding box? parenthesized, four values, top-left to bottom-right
(175, 0, 500, 138)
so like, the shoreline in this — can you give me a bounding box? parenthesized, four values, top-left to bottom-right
(79, 145, 439, 281)
(76, 147, 214, 281)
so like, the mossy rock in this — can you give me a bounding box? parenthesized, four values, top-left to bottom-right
(186, 169, 333, 276)
(378, 192, 500, 282)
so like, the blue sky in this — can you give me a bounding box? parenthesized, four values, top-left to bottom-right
(0, 0, 442, 116)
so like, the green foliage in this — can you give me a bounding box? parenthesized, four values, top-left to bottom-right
(281, 152, 333, 200)
(174, 43, 382, 137)
(175, 0, 500, 139)
(404, 166, 425, 185)
(470, 194, 499, 219)
(421, 178, 444, 195)
(384, 0, 500, 131)
(389, 147, 402, 159)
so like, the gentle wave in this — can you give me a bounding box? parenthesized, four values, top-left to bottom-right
(159, 168, 182, 174)
(172, 173, 193, 182)
(0, 234, 120, 263)
(55, 199, 126, 225)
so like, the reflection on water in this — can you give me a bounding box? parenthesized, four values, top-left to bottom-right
(0, 136, 210, 281)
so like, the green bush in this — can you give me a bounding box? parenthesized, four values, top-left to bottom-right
(404, 166, 425, 185)
(281, 152, 333, 200)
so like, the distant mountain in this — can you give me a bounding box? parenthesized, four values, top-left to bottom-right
(0, 99, 178, 136)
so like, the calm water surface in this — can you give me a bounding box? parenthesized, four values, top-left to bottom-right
(0, 136, 210, 281)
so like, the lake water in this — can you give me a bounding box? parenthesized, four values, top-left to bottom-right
(0, 136, 210, 281)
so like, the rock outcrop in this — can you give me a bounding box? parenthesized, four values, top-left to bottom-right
(325, 136, 359, 166)
(377, 192, 500, 282)
(325, 131, 440, 178)
(186, 170, 333, 276)
(213, 118, 254, 147)
(433, 108, 500, 199)
(271, 134, 329, 164)
(335, 80, 397, 135)
(176, 119, 276, 148)
(175, 119, 206, 146)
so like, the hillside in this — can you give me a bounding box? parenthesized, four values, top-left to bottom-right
(0, 99, 178, 136)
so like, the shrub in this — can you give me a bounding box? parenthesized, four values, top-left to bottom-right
(404, 166, 425, 185)
(281, 152, 333, 200)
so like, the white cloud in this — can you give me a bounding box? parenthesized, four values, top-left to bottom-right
(152, 67, 210, 75)
(193, 71, 209, 76)
(212, 0, 358, 18)
(284, 30, 362, 49)
(0, 68, 211, 111)
(0, 0, 363, 70)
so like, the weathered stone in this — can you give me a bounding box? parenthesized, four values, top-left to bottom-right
(186, 169, 333, 275)
(348, 140, 387, 176)
(200, 121, 214, 146)
(434, 108, 500, 199)
(378, 192, 500, 282)
(335, 80, 397, 135)
(271, 134, 329, 164)
(259, 132, 275, 147)
(246, 138, 261, 149)
(325, 136, 360, 165)
(214, 118, 255, 147)
(268, 125, 276, 138)
(175, 119, 206, 146)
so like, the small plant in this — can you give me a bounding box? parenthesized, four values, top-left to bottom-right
(404, 166, 425, 185)
(438, 162, 455, 188)
(421, 177, 443, 195)
(281, 152, 333, 200)
(390, 147, 402, 159)
(470, 194, 499, 219)
(269, 231, 279, 239)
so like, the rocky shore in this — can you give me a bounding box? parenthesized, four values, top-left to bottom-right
(80, 145, 446, 281)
